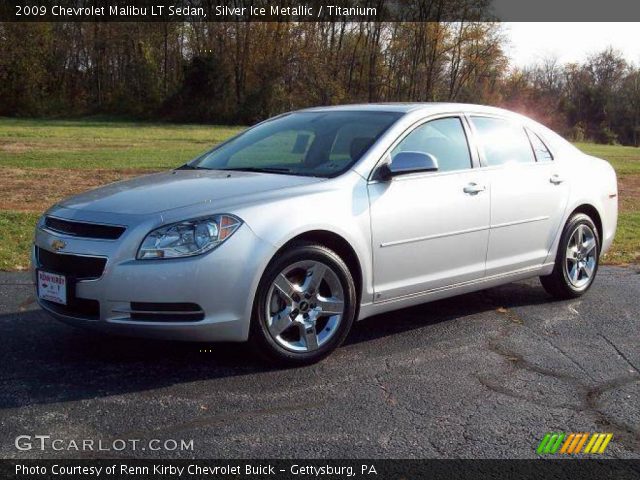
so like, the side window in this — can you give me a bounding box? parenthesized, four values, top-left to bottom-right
(526, 128, 554, 162)
(471, 117, 535, 166)
(391, 117, 472, 172)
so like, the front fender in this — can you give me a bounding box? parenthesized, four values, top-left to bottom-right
(232, 173, 375, 306)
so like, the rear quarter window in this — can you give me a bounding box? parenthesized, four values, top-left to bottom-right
(526, 128, 554, 162)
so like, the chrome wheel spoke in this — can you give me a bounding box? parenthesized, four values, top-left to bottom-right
(583, 260, 594, 278)
(571, 230, 579, 249)
(571, 263, 580, 283)
(577, 226, 584, 246)
(316, 297, 344, 316)
(300, 322, 319, 350)
(269, 308, 293, 336)
(583, 237, 597, 256)
(273, 273, 298, 304)
(304, 263, 327, 293)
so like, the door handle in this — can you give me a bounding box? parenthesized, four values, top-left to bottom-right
(463, 183, 486, 195)
(550, 174, 564, 185)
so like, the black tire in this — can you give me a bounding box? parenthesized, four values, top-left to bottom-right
(250, 241, 357, 366)
(540, 213, 600, 299)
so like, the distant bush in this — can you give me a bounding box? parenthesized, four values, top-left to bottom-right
(571, 122, 586, 142)
(597, 124, 619, 145)
(161, 55, 235, 124)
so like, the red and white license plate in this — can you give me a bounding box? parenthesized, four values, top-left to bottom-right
(37, 270, 67, 305)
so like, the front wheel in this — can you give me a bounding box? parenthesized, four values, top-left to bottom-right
(250, 242, 357, 366)
(540, 213, 600, 299)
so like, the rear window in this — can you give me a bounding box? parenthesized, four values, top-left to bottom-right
(471, 117, 536, 166)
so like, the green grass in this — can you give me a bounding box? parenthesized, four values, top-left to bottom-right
(0, 118, 638, 270)
(0, 212, 39, 271)
(604, 211, 640, 264)
(0, 118, 244, 169)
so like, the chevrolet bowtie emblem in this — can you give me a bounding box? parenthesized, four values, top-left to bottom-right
(51, 239, 66, 252)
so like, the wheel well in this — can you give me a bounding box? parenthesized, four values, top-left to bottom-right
(571, 204, 603, 244)
(279, 230, 363, 308)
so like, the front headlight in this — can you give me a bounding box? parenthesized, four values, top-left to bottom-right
(137, 214, 242, 259)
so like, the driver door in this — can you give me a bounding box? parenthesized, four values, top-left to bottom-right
(368, 116, 490, 301)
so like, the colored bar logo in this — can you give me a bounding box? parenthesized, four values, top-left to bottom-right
(537, 433, 613, 455)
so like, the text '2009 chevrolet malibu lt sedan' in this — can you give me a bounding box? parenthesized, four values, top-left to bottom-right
(33, 104, 618, 365)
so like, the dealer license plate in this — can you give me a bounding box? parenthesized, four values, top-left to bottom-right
(37, 270, 67, 305)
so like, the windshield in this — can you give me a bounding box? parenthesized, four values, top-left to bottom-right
(190, 111, 402, 177)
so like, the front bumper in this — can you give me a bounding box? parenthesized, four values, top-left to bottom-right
(33, 208, 276, 342)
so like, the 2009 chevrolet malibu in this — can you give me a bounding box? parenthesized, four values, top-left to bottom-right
(33, 104, 618, 364)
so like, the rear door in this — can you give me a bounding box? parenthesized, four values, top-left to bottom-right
(469, 116, 570, 276)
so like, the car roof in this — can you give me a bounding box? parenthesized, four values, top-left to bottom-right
(299, 102, 517, 117)
(299, 102, 578, 160)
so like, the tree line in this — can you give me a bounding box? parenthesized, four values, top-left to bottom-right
(1, 22, 639, 146)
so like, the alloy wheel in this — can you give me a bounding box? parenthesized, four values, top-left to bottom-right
(564, 224, 597, 289)
(265, 260, 345, 352)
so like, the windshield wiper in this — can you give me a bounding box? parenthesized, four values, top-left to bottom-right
(222, 166, 294, 175)
(175, 163, 211, 170)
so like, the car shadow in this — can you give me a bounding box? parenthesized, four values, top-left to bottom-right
(0, 280, 553, 409)
(346, 280, 551, 346)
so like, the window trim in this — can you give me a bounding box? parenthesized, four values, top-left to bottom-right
(368, 113, 479, 182)
(525, 127, 555, 163)
(465, 113, 561, 170)
(466, 114, 541, 168)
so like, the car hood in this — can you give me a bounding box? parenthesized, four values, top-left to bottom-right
(57, 170, 324, 215)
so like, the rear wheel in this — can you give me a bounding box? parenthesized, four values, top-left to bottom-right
(540, 213, 600, 299)
(250, 242, 356, 365)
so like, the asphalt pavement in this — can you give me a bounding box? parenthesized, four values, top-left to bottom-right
(0, 267, 638, 459)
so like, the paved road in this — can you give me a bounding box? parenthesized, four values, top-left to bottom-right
(0, 267, 638, 459)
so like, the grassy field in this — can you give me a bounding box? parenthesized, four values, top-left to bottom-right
(0, 118, 638, 270)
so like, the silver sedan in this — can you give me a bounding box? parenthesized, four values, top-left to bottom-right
(33, 104, 618, 364)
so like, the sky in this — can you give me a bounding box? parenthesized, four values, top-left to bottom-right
(503, 23, 640, 68)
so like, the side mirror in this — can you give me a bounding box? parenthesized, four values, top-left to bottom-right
(378, 151, 439, 180)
